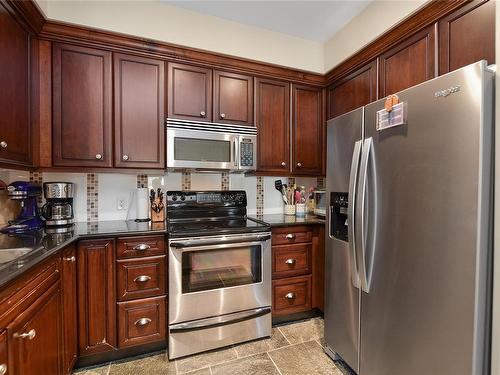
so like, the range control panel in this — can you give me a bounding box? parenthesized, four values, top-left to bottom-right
(166, 191, 247, 206)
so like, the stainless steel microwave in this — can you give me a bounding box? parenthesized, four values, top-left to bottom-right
(166, 119, 257, 172)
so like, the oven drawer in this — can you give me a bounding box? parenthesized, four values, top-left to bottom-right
(272, 243, 312, 279)
(118, 296, 166, 348)
(272, 226, 312, 245)
(117, 236, 166, 259)
(117, 256, 166, 301)
(272, 275, 312, 316)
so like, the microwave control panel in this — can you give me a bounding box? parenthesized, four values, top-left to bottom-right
(240, 139, 254, 167)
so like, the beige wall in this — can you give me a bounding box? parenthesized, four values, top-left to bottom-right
(323, 0, 427, 72)
(35, 0, 324, 73)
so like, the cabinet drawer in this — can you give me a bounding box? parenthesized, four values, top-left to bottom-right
(272, 226, 312, 245)
(273, 243, 312, 279)
(116, 256, 166, 301)
(0, 331, 7, 375)
(116, 236, 165, 259)
(272, 275, 312, 316)
(117, 296, 166, 348)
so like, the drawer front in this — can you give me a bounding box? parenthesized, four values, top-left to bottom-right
(272, 226, 312, 245)
(116, 256, 166, 301)
(117, 236, 165, 259)
(273, 243, 312, 279)
(272, 275, 312, 316)
(118, 296, 166, 348)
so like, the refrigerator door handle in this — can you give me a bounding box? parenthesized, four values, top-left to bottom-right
(346, 140, 362, 289)
(358, 137, 377, 293)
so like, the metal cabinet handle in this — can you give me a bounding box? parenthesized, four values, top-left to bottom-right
(296, 162, 302, 168)
(285, 258, 296, 265)
(64, 256, 76, 262)
(133, 243, 150, 251)
(200, 111, 206, 117)
(220, 113, 226, 119)
(95, 154, 102, 160)
(285, 292, 295, 300)
(0, 364, 6, 375)
(285, 234, 296, 240)
(122, 154, 129, 161)
(281, 161, 286, 167)
(135, 318, 151, 326)
(15, 329, 36, 340)
(134, 275, 151, 283)
(0, 141, 7, 149)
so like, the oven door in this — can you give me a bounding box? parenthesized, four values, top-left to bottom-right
(166, 127, 238, 170)
(169, 232, 272, 324)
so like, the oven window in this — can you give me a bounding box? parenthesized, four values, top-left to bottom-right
(174, 138, 231, 162)
(182, 244, 262, 293)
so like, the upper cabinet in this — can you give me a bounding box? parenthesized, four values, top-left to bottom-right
(168, 62, 212, 122)
(0, 4, 32, 167)
(327, 60, 378, 120)
(214, 70, 253, 126)
(52, 43, 113, 167)
(255, 78, 290, 173)
(439, 0, 495, 74)
(292, 85, 323, 176)
(379, 26, 436, 97)
(114, 53, 165, 169)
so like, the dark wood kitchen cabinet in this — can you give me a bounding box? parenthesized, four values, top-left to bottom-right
(77, 239, 116, 356)
(0, 331, 7, 375)
(327, 60, 378, 119)
(439, 0, 495, 74)
(52, 43, 113, 167)
(291, 84, 323, 175)
(168, 62, 212, 122)
(0, 4, 32, 167)
(61, 245, 77, 374)
(214, 70, 253, 126)
(255, 78, 290, 174)
(114, 53, 165, 169)
(379, 26, 435, 97)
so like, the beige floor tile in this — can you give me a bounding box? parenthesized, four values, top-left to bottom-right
(278, 317, 324, 344)
(73, 363, 110, 375)
(268, 340, 342, 375)
(108, 353, 173, 375)
(175, 346, 238, 374)
(234, 328, 290, 358)
(211, 353, 279, 375)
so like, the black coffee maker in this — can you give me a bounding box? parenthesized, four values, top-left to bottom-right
(41, 182, 75, 227)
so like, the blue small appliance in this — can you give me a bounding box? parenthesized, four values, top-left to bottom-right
(1, 181, 44, 233)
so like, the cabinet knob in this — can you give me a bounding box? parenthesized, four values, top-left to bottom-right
(281, 161, 286, 167)
(15, 328, 36, 340)
(122, 154, 129, 161)
(285, 258, 296, 265)
(95, 154, 102, 160)
(0, 364, 6, 375)
(285, 292, 295, 300)
(135, 318, 152, 326)
(134, 275, 151, 283)
(0, 141, 6, 149)
(220, 113, 226, 119)
(285, 233, 296, 240)
(133, 243, 151, 251)
(64, 256, 76, 262)
(296, 162, 302, 168)
(200, 111, 206, 117)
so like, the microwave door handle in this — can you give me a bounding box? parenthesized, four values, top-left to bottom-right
(233, 138, 239, 168)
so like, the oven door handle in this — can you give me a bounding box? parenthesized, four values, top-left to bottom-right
(169, 307, 271, 333)
(170, 240, 268, 252)
(170, 234, 271, 249)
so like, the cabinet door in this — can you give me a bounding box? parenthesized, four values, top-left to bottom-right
(0, 331, 7, 375)
(327, 60, 378, 119)
(292, 85, 322, 175)
(214, 70, 253, 126)
(439, 0, 495, 74)
(379, 26, 435, 97)
(8, 283, 62, 375)
(255, 78, 290, 174)
(77, 239, 116, 356)
(167, 62, 212, 122)
(61, 245, 77, 374)
(114, 53, 165, 168)
(0, 4, 32, 166)
(52, 43, 112, 167)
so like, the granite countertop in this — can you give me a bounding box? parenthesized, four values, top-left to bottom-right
(249, 214, 325, 227)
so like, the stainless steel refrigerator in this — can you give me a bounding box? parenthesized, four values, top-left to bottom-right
(324, 60, 494, 375)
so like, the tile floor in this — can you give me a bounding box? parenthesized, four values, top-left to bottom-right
(73, 317, 353, 375)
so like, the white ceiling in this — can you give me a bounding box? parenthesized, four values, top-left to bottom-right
(162, 1, 372, 43)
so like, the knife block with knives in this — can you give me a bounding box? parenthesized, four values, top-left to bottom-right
(150, 188, 165, 222)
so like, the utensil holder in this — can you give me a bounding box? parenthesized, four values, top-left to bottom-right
(284, 204, 296, 216)
(295, 203, 306, 217)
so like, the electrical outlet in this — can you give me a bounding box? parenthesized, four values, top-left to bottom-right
(117, 197, 128, 211)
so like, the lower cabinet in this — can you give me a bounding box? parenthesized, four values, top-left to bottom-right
(61, 245, 78, 374)
(0, 331, 7, 375)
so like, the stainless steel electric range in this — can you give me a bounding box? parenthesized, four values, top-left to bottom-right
(166, 190, 272, 359)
